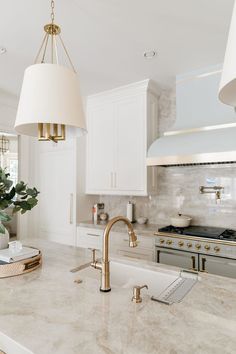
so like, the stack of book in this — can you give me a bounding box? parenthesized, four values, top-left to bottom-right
(0, 247, 39, 263)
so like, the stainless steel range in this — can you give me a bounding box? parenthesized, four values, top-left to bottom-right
(155, 226, 236, 278)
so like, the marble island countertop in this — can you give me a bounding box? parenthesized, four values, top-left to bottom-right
(0, 239, 236, 354)
(78, 220, 164, 236)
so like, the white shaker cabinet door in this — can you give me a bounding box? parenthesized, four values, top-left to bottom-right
(38, 139, 77, 246)
(86, 104, 115, 193)
(115, 96, 146, 194)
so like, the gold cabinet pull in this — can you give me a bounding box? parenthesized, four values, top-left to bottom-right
(69, 193, 73, 224)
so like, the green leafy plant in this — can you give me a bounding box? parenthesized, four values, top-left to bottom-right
(0, 167, 39, 234)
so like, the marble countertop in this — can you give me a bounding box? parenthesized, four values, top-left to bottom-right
(78, 220, 163, 236)
(0, 239, 236, 354)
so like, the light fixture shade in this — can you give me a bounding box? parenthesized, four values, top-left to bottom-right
(219, 1, 236, 106)
(15, 63, 87, 136)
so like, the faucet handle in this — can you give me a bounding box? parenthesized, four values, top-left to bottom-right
(89, 248, 102, 270)
(132, 284, 148, 303)
(89, 248, 99, 263)
(91, 249, 96, 263)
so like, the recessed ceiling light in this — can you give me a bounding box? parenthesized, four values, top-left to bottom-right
(0, 47, 7, 55)
(143, 50, 157, 59)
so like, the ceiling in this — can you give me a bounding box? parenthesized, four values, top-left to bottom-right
(0, 0, 234, 97)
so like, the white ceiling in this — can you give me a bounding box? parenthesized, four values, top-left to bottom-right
(0, 0, 234, 96)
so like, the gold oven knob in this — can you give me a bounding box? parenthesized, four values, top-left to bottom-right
(187, 242, 192, 248)
(204, 245, 210, 251)
(178, 241, 184, 247)
(166, 239, 172, 245)
(214, 246, 220, 253)
(159, 239, 165, 244)
(195, 243, 201, 250)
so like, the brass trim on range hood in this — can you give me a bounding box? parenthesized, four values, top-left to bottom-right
(164, 122, 236, 137)
(146, 151, 236, 167)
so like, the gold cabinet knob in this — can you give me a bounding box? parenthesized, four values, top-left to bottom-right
(166, 239, 172, 245)
(204, 244, 210, 251)
(132, 285, 148, 303)
(214, 246, 220, 253)
(195, 243, 201, 250)
(159, 239, 165, 244)
(178, 241, 184, 247)
(187, 242, 192, 248)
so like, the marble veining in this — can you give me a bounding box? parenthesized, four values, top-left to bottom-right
(100, 89, 236, 229)
(0, 239, 235, 354)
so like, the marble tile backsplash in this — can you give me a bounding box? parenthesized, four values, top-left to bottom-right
(100, 89, 236, 229)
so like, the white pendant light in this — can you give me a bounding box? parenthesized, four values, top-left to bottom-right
(219, 1, 236, 106)
(14, 0, 86, 142)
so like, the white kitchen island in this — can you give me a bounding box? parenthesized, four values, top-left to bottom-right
(0, 239, 235, 354)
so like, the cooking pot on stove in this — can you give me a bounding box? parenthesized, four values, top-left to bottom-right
(170, 213, 192, 228)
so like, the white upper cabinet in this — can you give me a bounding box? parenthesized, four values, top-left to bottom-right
(86, 80, 159, 196)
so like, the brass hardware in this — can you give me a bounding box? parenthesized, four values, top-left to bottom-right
(201, 257, 208, 273)
(69, 193, 73, 224)
(166, 239, 172, 245)
(195, 244, 201, 250)
(38, 123, 66, 142)
(90, 249, 101, 270)
(191, 256, 197, 271)
(159, 239, 165, 244)
(204, 245, 210, 251)
(154, 231, 236, 247)
(199, 185, 224, 201)
(164, 122, 236, 137)
(187, 242, 192, 248)
(132, 285, 148, 303)
(90, 216, 138, 292)
(147, 151, 236, 167)
(178, 241, 184, 247)
(214, 246, 220, 253)
(44, 23, 61, 35)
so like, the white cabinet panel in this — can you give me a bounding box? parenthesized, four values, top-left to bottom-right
(110, 231, 155, 261)
(77, 227, 155, 262)
(86, 80, 159, 196)
(77, 227, 103, 249)
(86, 104, 115, 193)
(115, 96, 145, 192)
(39, 139, 77, 246)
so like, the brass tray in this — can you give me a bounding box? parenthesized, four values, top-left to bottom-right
(0, 248, 42, 278)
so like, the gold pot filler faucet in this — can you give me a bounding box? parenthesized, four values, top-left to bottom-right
(90, 216, 138, 292)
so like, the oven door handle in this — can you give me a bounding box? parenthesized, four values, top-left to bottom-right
(191, 256, 197, 271)
(200, 257, 208, 273)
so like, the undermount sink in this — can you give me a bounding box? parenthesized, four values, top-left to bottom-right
(0, 331, 33, 354)
(76, 257, 198, 303)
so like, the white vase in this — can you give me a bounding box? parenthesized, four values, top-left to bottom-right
(0, 226, 9, 250)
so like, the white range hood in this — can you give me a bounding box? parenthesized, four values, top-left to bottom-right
(147, 65, 236, 166)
